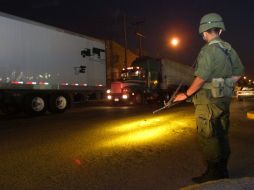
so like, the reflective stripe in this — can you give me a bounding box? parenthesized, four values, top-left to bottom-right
(200, 20, 223, 25)
(208, 40, 222, 46)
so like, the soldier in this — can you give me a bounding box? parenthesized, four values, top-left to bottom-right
(174, 13, 244, 183)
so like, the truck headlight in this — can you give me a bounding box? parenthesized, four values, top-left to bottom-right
(122, 94, 128, 99)
(107, 95, 112, 100)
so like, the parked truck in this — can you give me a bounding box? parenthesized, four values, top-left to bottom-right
(106, 56, 194, 104)
(0, 12, 106, 115)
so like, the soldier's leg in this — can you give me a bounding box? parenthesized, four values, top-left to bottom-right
(218, 101, 231, 177)
(195, 104, 222, 161)
(193, 104, 227, 183)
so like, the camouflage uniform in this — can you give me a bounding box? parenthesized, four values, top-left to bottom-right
(193, 36, 244, 160)
(192, 37, 244, 181)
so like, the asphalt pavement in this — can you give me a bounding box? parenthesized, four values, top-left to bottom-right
(0, 99, 253, 190)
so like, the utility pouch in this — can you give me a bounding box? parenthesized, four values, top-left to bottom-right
(211, 78, 225, 98)
(195, 104, 223, 138)
(224, 78, 235, 97)
(192, 89, 212, 105)
(195, 105, 213, 138)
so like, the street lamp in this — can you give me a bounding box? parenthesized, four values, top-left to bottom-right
(171, 38, 179, 46)
(168, 37, 180, 48)
(244, 76, 247, 80)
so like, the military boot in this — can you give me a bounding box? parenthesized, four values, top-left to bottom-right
(220, 158, 229, 178)
(192, 161, 226, 184)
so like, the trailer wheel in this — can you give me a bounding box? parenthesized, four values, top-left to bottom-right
(24, 95, 47, 116)
(0, 103, 20, 115)
(0, 95, 21, 115)
(49, 94, 69, 113)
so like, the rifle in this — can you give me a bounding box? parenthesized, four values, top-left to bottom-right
(152, 81, 183, 114)
(153, 61, 196, 114)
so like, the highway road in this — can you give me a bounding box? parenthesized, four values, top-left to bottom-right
(0, 99, 254, 190)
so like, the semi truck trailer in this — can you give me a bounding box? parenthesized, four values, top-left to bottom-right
(0, 12, 106, 115)
(106, 56, 194, 104)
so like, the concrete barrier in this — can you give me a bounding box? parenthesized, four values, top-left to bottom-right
(181, 177, 254, 190)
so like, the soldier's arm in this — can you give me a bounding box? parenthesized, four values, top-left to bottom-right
(186, 76, 205, 96)
(174, 48, 209, 102)
(231, 48, 245, 80)
(173, 76, 205, 102)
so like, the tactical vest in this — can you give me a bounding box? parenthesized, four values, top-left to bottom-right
(193, 40, 235, 104)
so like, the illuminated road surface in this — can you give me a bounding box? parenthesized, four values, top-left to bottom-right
(0, 99, 253, 190)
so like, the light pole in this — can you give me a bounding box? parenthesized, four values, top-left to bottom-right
(136, 32, 145, 57)
(123, 13, 128, 68)
(132, 21, 145, 57)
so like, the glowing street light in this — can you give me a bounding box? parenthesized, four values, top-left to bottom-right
(243, 76, 247, 80)
(170, 37, 179, 47)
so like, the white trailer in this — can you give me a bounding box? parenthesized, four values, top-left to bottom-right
(160, 59, 194, 90)
(0, 12, 106, 115)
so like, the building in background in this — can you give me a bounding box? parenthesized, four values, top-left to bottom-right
(105, 40, 138, 86)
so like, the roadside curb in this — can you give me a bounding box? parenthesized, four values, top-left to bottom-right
(180, 177, 254, 190)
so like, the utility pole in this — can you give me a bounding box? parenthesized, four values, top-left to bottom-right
(132, 21, 145, 57)
(136, 32, 145, 57)
(123, 13, 128, 68)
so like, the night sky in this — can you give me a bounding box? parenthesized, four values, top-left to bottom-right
(0, 0, 253, 78)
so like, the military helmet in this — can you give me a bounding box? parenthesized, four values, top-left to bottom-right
(199, 13, 226, 34)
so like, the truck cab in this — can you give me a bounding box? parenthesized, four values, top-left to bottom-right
(106, 56, 194, 105)
(106, 57, 161, 104)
